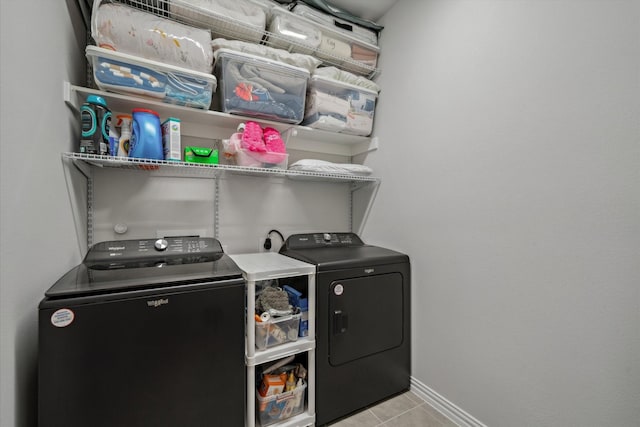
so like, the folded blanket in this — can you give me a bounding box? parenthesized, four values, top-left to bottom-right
(313, 67, 380, 92)
(302, 113, 347, 132)
(226, 95, 303, 122)
(164, 72, 214, 109)
(317, 35, 352, 60)
(212, 38, 321, 73)
(170, 0, 266, 43)
(289, 159, 373, 176)
(351, 44, 378, 67)
(225, 60, 287, 94)
(305, 91, 349, 117)
(92, 2, 214, 73)
(344, 112, 373, 136)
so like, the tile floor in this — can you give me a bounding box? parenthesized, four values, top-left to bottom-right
(325, 391, 458, 427)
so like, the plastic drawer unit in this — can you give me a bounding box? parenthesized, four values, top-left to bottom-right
(86, 46, 217, 109)
(229, 252, 316, 427)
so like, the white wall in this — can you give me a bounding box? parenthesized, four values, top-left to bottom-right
(0, 1, 86, 426)
(367, 0, 640, 426)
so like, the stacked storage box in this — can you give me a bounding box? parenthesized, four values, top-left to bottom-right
(86, 46, 217, 109)
(214, 49, 310, 123)
(89, 0, 217, 109)
(211, 38, 322, 124)
(266, 4, 380, 77)
(303, 67, 380, 136)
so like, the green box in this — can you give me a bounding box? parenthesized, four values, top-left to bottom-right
(184, 146, 219, 164)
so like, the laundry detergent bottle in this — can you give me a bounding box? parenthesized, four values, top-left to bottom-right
(116, 114, 132, 157)
(129, 108, 163, 160)
(79, 95, 111, 155)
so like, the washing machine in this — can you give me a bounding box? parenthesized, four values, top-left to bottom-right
(280, 232, 411, 425)
(38, 237, 246, 427)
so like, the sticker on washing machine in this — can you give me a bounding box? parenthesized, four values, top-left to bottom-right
(51, 308, 75, 328)
(334, 284, 344, 296)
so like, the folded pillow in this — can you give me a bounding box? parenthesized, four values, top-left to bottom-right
(289, 159, 372, 175)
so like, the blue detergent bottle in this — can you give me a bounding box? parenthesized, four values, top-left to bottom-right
(129, 108, 163, 160)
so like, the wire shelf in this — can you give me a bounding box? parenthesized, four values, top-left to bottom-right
(63, 153, 380, 184)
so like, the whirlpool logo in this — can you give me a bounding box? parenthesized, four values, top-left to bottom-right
(147, 298, 169, 308)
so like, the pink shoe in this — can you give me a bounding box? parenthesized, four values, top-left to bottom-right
(241, 121, 266, 152)
(263, 127, 286, 153)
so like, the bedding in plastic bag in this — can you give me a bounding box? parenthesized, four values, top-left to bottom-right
(92, 0, 214, 73)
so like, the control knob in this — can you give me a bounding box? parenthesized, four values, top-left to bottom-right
(154, 238, 168, 251)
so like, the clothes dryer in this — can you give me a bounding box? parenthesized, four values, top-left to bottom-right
(280, 232, 411, 425)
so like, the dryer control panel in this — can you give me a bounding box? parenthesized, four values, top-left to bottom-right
(283, 233, 364, 249)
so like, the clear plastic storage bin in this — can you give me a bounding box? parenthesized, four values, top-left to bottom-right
(213, 49, 309, 123)
(86, 46, 217, 109)
(255, 313, 301, 350)
(235, 148, 289, 169)
(266, 7, 380, 76)
(256, 382, 307, 426)
(303, 75, 378, 136)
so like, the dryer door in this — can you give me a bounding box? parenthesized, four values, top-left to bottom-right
(329, 272, 404, 366)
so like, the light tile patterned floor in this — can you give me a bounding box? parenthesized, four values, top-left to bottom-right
(325, 391, 458, 427)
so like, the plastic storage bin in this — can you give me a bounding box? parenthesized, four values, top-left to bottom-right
(256, 382, 307, 426)
(266, 7, 380, 76)
(303, 75, 378, 136)
(236, 148, 289, 169)
(86, 46, 217, 109)
(255, 313, 301, 350)
(214, 49, 309, 123)
(291, 3, 378, 47)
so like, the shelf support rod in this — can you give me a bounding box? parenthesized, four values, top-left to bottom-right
(351, 180, 380, 236)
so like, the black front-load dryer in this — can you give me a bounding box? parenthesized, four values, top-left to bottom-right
(280, 232, 411, 426)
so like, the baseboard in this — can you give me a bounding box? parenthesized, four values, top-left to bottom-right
(410, 377, 488, 427)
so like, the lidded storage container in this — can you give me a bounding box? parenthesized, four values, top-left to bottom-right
(213, 49, 310, 124)
(303, 69, 379, 136)
(266, 6, 380, 77)
(86, 46, 217, 110)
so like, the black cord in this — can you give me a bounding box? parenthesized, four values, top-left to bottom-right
(264, 229, 285, 251)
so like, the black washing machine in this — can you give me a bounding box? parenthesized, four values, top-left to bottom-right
(280, 232, 411, 426)
(38, 237, 246, 427)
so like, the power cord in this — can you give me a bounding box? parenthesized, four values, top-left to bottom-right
(264, 229, 285, 251)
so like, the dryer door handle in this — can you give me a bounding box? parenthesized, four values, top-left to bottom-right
(333, 310, 348, 335)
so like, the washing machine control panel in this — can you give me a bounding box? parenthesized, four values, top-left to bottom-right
(283, 233, 364, 249)
(85, 237, 223, 263)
